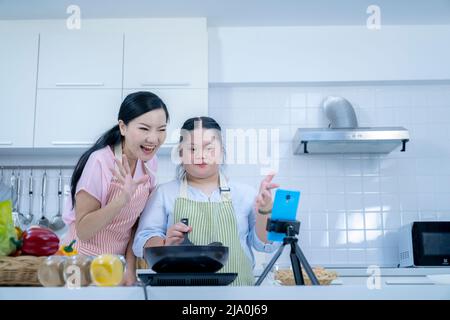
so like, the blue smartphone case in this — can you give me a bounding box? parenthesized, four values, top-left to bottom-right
(267, 189, 301, 242)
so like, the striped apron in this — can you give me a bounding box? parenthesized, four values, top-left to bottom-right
(173, 174, 255, 286)
(65, 144, 152, 256)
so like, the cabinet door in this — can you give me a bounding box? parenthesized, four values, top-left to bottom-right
(0, 32, 38, 147)
(38, 31, 123, 89)
(123, 89, 208, 146)
(34, 89, 121, 147)
(123, 29, 207, 89)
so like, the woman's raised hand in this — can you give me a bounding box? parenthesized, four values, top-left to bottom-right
(112, 154, 149, 206)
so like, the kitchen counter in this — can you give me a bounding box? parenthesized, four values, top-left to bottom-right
(2, 268, 449, 300)
(1, 284, 450, 300)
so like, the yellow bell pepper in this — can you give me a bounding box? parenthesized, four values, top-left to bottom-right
(14, 226, 23, 239)
(56, 240, 78, 256)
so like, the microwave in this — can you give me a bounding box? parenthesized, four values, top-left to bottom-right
(399, 222, 450, 267)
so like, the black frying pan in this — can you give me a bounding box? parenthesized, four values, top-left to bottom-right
(144, 245, 229, 273)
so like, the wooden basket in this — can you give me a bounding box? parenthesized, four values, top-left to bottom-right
(136, 257, 148, 270)
(274, 267, 338, 285)
(0, 256, 45, 286)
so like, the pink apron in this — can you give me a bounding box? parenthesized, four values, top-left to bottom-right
(64, 144, 153, 255)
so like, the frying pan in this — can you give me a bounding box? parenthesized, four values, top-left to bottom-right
(144, 245, 229, 273)
(144, 218, 229, 273)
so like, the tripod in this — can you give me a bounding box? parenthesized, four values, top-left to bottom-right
(255, 219, 319, 286)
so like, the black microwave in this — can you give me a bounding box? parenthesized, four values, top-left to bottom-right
(399, 222, 450, 267)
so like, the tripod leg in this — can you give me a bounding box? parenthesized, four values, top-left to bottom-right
(290, 242, 305, 285)
(255, 243, 285, 286)
(294, 243, 320, 285)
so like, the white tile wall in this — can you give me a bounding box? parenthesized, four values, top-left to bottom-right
(2, 83, 450, 268)
(205, 84, 450, 267)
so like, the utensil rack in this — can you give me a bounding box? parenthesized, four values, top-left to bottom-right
(0, 165, 74, 170)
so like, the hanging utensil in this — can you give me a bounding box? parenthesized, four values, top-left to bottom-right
(10, 169, 16, 205)
(49, 169, 65, 231)
(19, 170, 34, 225)
(38, 171, 50, 228)
(15, 171, 28, 226)
(10, 170, 21, 227)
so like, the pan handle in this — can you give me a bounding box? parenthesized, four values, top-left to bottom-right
(179, 218, 193, 246)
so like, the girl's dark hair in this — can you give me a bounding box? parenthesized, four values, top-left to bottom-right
(70, 91, 169, 207)
(176, 116, 224, 179)
(179, 116, 222, 142)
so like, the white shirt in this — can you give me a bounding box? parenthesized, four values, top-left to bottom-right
(133, 179, 279, 268)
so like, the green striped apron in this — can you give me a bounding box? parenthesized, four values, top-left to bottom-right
(173, 174, 255, 286)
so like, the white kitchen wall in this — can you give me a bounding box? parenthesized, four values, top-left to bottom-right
(203, 83, 450, 268)
(3, 83, 450, 268)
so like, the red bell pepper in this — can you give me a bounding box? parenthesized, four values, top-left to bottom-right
(21, 226, 60, 256)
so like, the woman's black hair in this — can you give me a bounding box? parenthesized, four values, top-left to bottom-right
(176, 116, 224, 179)
(70, 91, 169, 207)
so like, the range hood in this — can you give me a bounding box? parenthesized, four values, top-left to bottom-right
(293, 96, 410, 155)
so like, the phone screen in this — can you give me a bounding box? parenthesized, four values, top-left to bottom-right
(267, 189, 301, 242)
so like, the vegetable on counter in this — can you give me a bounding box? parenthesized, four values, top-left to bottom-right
(20, 226, 60, 256)
(0, 200, 17, 256)
(55, 240, 78, 256)
(8, 226, 24, 256)
(90, 254, 125, 287)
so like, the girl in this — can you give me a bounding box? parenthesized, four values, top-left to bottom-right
(62, 91, 169, 285)
(133, 116, 279, 286)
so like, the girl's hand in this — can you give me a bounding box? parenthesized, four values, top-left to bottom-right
(112, 154, 149, 206)
(165, 222, 193, 246)
(122, 266, 137, 286)
(255, 174, 280, 213)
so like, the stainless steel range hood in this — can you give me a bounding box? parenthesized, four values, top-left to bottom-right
(293, 127, 410, 154)
(293, 96, 410, 155)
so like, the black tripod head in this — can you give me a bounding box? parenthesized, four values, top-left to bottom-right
(266, 219, 301, 238)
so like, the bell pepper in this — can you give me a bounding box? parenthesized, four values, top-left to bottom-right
(20, 226, 59, 256)
(8, 226, 24, 256)
(55, 240, 78, 256)
(14, 226, 23, 240)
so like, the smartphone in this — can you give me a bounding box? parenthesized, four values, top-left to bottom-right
(267, 189, 301, 242)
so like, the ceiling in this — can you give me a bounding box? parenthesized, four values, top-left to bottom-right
(0, 0, 449, 26)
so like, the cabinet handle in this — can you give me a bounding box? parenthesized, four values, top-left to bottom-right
(140, 82, 190, 87)
(55, 83, 105, 87)
(0, 141, 12, 145)
(51, 141, 94, 146)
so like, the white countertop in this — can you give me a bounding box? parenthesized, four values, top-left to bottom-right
(1, 284, 450, 300)
(2, 268, 449, 300)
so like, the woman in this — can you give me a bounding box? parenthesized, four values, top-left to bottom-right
(133, 116, 279, 285)
(62, 91, 169, 285)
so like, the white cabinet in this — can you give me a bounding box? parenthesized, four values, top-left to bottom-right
(209, 25, 450, 83)
(34, 89, 121, 147)
(0, 32, 39, 147)
(123, 89, 208, 145)
(38, 31, 123, 89)
(123, 28, 208, 89)
(0, 19, 208, 154)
